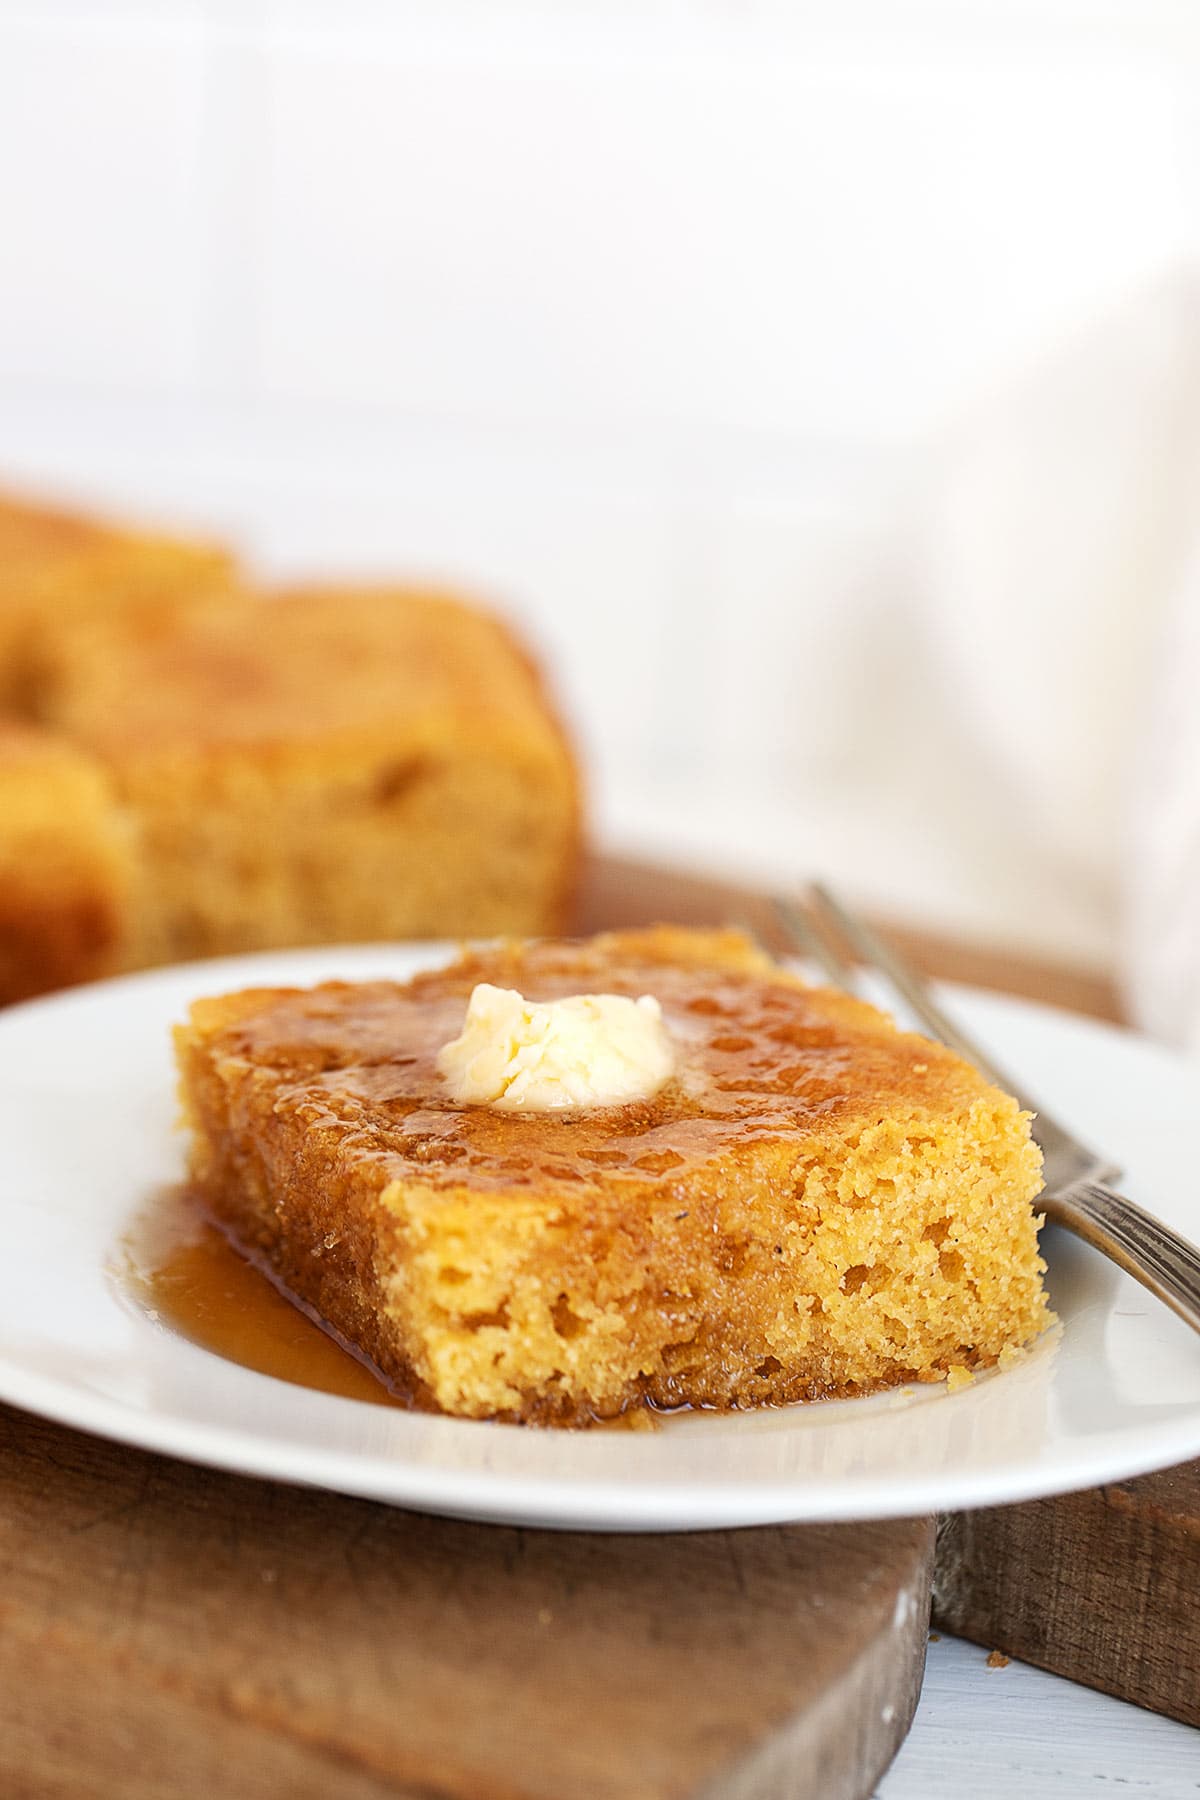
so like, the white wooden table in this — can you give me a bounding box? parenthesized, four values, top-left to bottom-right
(878, 1634, 1200, 1798)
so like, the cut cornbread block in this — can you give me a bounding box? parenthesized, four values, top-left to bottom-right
(0, 724, 134, 1003)
(0, 488, 582, 1004)
(42, 585, 581, 969)
(0, 489, 237, 715)
(174, 926, 1049, 1424)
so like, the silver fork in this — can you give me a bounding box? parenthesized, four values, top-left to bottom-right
(774, 883, 1200, 1336)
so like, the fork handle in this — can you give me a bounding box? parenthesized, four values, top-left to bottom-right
(1048, 1180, 1200, 1336)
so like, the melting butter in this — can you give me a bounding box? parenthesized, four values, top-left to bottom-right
(437, 983, 675, 1110)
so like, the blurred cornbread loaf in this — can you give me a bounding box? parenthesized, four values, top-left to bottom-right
(0, 723, 133, 1002)
(41, 586, 580, 969)
(0, 490, 581, 1002)
(0, 491, 236, 715)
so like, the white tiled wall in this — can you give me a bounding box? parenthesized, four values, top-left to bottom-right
(2, 1, 1199, 967)
(0, 11, 211, 388)
(255, 25, 1193, 443)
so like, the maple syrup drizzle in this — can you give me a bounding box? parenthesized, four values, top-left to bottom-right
(127, 1187, 405, 1409)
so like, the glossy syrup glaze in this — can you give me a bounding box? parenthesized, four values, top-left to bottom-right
(192, 932, 989, 1201)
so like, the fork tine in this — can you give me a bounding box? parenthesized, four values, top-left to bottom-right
(771, 895, 856, 987)
(731, 915, 772, 960)
(808, 881, 1014, 1091)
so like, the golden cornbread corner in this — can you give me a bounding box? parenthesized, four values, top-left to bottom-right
(174, 925, 1050, 1425)
(0, 723, 134, 1003)
(0, 488, 581, 1002)
(0, 487, 236, 715)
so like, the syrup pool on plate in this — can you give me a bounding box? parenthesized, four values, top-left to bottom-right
(124, 1187, 406, 1409)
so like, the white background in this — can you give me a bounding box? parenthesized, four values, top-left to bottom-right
(4, 1, 1200, 968)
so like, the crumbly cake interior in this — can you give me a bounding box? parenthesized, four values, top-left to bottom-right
(175, 926, 1050, 1424)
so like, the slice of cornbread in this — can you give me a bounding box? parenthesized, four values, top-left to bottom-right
(42, 586, 581, 969)
(174, 926, 1049, 1424)
(0, 723, 133, 1003)
(0, 490, 237, 715)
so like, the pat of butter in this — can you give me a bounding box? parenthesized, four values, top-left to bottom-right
(438, 983, 675, 1110)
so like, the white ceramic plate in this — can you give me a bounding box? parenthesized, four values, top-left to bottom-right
(2, 943, 1199, 1532)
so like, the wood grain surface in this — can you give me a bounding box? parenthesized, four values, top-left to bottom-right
(576, 853, 1119, 1022)
(0, 1409, 933, 1800)
(934, 1465, 1200, 1729)
(580, 853, 1200, 1730)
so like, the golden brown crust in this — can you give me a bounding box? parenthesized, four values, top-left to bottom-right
(42, 586, 569, 759)
(38, 585, 582, 966)
(0, 723, 134, 1002)
(176, 927, 1050, 1424)
(0, 489, 237, 717)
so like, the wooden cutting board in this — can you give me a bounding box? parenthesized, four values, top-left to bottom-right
(582, 853, 1200, 1728)
(934, 1466, 1200, 1729)
(0, 1408, 933, 1800)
